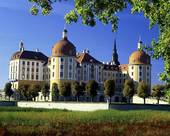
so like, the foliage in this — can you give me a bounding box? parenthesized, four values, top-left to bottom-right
(86, 80, 98, 101)
(137, 82, 150, 104)
(0, 107, 170, 135)
(18, 85, 31, 101)
(30, 84, 41, 101)
(28, 0, 170, 83)
(123, 79, 135, 103)
(104, 79, 115, 103)
(4, 82, 13, 101)
(59, 82, 71, 100)
(152, 84, 165, 104)
(130, 0, 170, 83)
(71, 81, 81, 101)
(52, 83, 59, 101)
(79, 81, 86, 96)
(41, 83, 50, 101)
(164, 84, 170, 103)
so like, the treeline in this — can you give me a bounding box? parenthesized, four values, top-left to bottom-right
(3, 80, 170, 104)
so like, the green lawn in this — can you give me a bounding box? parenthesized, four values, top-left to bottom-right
(0, 107, 170, 136)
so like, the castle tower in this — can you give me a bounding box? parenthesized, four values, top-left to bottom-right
(128, 39, 151, 91)
(19, 41, 24, 52)
(50, 29, 77, 93)
(111, 39, 120, 65)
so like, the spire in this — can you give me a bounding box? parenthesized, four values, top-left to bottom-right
(19, 41, 24, 52)
(62, 28, 68, 39)
(137, 36, 143, 51)
(111, 38, 120, 65)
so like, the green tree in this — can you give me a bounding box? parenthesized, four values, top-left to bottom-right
(104, 79, 115, 103)
(79, 81, 86, 96)
(52, 83, 59, 101)
(164, 84, 170, 103)
(71, 81, 81, 102)
(41, 83, 50, 101)
(59, 82, 71, 101)
(86, 80, 98, 102)
(123, 79, 135, 103)
(4, 82, 13, 101)
(30, 84, 41, 101)
(137, 82, 150, 104)
(29, 0, 170, 83)
(18, 84, 31, 101)
(152, 84, 165, 104)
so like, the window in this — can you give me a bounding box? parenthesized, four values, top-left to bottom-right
(139, 78, 142, 82)
(69, 58, 72, 63)
(60, 72, 63, 78)
(36, 68, 39, 72)
(78, 70, 80, 74)
(32, 68, 34, 72)
(60, 58, 64, 62)
(32, 62, 34, 66)
(69, 72, 72, 78)
(84, 64, 86, 68)
(60, 65, 63, 69)
(52, 72, 55, 77)
(27, 68, 30, 71)
(131, 72, 133, 76)
(27, 62, 30, 65)
(147, 66, 149, 70)
(119, 73, 121, 77)
(113, 73, 115, 77)
(147, 72, 149, 76)
(147, 78, 149, 82)
(36, 75, 38, 80)
(132, 66, 134, 69)
(27, 74, 29, 79)
(139, 66, 142, 70)
(22, 61, 25, 65)
(36, 62, 39, 66)
(32, 75, 34, 80)
(69, 65, 72, 70)
(53, 65, 55, 69)
(53, 58, 55, 62)
(139, 72, 142, 76)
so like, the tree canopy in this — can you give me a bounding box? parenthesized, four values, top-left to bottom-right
(104, 79, 115, 103)
(86, 80, 98, 101)
(137, 81, 150, 104)
(123, 79, 135, 103)
(4, 82, 13, 101)
(28, 0, 170, 83)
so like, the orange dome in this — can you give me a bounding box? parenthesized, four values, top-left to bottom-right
(52, 38, 76, 57)
(129, 50, 150, 65)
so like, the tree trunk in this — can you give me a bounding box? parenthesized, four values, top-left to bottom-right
(9, 96, 10, 101)
(144, 98, 146, 104)
(77, 96, 79, 102)
(157, 98, 159, 104)
(109, 97, 111, 104)
(91, 97, 93, 102)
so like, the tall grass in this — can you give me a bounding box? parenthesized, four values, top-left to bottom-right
(0, 107, 170, 136)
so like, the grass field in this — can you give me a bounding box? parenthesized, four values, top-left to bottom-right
(0, 107, 170, 136)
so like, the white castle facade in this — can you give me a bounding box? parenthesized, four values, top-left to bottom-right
(9, 29, 151, 102)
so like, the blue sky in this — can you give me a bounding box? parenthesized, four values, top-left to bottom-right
(0, 0, 164, 89)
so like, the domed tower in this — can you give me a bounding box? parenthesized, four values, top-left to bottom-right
(128, 39, 151, 89)
(50, 29, 77, 89)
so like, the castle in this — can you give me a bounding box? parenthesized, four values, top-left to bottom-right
(9, 29, 151, 102)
